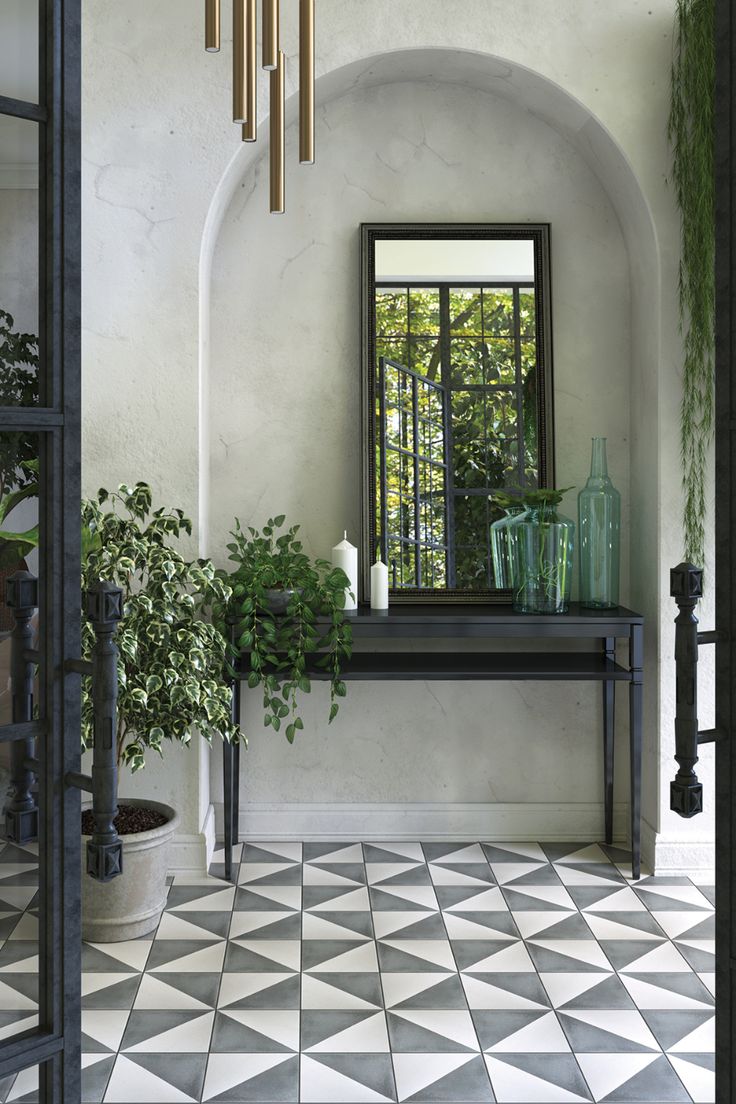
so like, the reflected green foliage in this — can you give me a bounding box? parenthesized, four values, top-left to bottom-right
(0, 310, 40, 568)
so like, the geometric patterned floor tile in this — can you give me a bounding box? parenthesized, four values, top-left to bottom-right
(300, 1053, 396, 1102)
(211, 1010, 300, 1053)
(393, 1053, 493, 1102)
(202, 1053, 299, 1102)
(667, 1053, 715, 1103)
(103, 1052, 208, 1102)
(540, 973, 636, 1011)
(557, 1010, 660, 1053)
(386, 1010, 479, 1053)
(473, 1009, 571, 1053)
(639, 1009, 715, 1052)
(575, 1052, 690, 1102)
(485, 1052, 592, 1102)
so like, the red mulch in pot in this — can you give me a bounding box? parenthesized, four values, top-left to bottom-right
(81, 804, 168, 836)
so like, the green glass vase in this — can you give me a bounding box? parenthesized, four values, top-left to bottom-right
(511, 504, 575, 614)
(578, 437, 621, 609)
(490, 506, 526, 589)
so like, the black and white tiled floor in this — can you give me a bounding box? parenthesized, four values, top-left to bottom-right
(0, 839, 716, 1102)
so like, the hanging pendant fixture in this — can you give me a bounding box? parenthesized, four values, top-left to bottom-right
(204, 0, 315, 213)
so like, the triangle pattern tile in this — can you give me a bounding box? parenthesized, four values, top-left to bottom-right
(392, 1053, 477, 1101)
(485, 1053, 592, 1102)
(461, 972, 551, 1011)
(485, 1009, 570, 1053)
(366, 863, 425, 886)
(673, 938, 715, 972)
(210, 1009, 299, 1052)
(164, 884, 235, 912)
(122, 1010, 214, 1052)
(305, 886, 371, 912)
(443, 912, 518, 941)
(545, 843, 610, 864)
(540, 972, 635, 1011)
(6, 912, 37, 941)
(578, 1052, 690, 1102)
(373, 911, 444, 940)
(583, 912, 666, 941)
(0, 1013, 38, 1041)
(455, 940, 535, 974)
(558, 1010, 660, 1052)
(134, 972, 219, 1010)
(527, 939, 612, 972)
(382, 972, 467, 1010)
(303, 863, 365, 887)
(603, 941, 690, 974)
(84, 939, 152, 971)
(303, 1010, 389, 1052)
(81, 973, 139, 1010)
(238, 862, 301, 887)
(81, 1010, 129, 1053)
(300, 1053, 395, 1103)
(201, 1053, 297, 1101)
(217, 971, 300, 1010)
(422, 843, 486, 864)
(363, 842, 425, 863)
(574, 886, 647, 913)
(633, 883, 714, 910)
(148, 940, 226, 974)
(104, 1052, 206, 1102)
(640, 1009, 715, 1051)
(429, 863, 494, 887)
(377, 939, 455, 972)
(502, 885, 577, 911)
(482, 842, 548, 863)
(225, 938, 300, 972)
(302, 973, 383, 1010)
(388, 1009, 479, 1052)
(513, 911, 592, 940)
(303, 842, 362, 863)
(619, 973, 714, 1010)
(472, 1008, 563, 1052)
(302, 911, 373, 940)
(229, 910, 302, 940)
(668, 1054, 715, 1102)
(242, 841, 302, 862)
(303, 940, 378, 973)
(235, 885, 302, 911)
(651, 911, 715, 940)
(439, 887, 507, 912)
(555, 865, 626, 888)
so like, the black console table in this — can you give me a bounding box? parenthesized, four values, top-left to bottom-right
(222, 604, 644, 881)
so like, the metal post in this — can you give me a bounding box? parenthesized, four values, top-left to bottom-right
(5, 570, 39, 843)
(84, 580, 124, 881)
(669, 562, 705, 817)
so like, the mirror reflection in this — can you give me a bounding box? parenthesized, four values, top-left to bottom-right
(363, 226, 554, 600)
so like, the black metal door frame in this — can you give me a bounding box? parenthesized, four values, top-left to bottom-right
(0, 0, 82, 1099)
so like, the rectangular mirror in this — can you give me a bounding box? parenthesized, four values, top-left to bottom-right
(361, 223, 554, 602)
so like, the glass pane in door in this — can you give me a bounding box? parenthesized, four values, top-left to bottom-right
(0, 1, 39, 103)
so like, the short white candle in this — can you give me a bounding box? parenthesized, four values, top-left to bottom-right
(370, 552, 389, 610)
(331, 531, 358, 611)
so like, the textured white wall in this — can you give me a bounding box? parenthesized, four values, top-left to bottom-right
(79, 0, 714, 871)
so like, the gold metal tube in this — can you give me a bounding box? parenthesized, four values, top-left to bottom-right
(233, 0, 247, 122)
(242, 0, 257, 141)
(263, 0, 279, 70)
(205, 0, 220, 52)
(299, 0, 314, 164)
(270, 51, 285, 213)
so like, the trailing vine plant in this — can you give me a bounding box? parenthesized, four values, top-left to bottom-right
(668, 0, 715, 569)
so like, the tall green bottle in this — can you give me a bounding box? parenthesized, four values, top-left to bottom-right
(578, 437, 621, 609)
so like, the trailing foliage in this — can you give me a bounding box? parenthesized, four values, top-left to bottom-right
(0, 310, 40, 568)
(81, 483, 240, 773)
(669, 0, 715, 569)
(217, 516, 352, 743)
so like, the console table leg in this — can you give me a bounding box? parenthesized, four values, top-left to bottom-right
(233, 738, 241, 845)
(223, 739, 234, 882)
(603, 637, 615, 846)
(629, 625, 644, 880)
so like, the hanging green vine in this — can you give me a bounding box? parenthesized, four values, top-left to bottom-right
(668, 0, 715, 570)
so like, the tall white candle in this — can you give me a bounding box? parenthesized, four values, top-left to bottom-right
(370, 552, 389, 610)
(331, 531, 358, 611)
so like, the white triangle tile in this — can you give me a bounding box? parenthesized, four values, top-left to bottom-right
(393, 1053, 474, 1099)
(444, 887, 507, 912)
(381, 972, 455, 1008)
(172, 876, 227, 887)
(366, 863, 423, 885)
(575, 1053, 658, 1100)
(582, 887, 646, 912)
(562, 1010, 659, 1049)
(83, 1053, 113, 1070)
(303, 866, 364, 887)
(429, 864, 492, 886)
(126, 1011, 214, 1053)
(393, 1009, 478, 1049)
(221, 1010, 300, 1050)
(485, 1055, 590, 1102)
(0, 1014, 37, 1040)
(0, 888, 37, 910)
(230, 939, 301, 970)
(370, 885, 439, 910)
(249, 841, 303, 861)
(698, 972, 716, 996)
(230, 911, 295, 938)
(157, 913, 226, 941)
(0, 953, 37, 973)
(668, 1014, 715, 1053)
(619, 975, 714, 1010)
(371, 842, 425, 861)
(381, 939, 455, 970)
(540, 972, 615, 1009)
(372, 911, 438, 939)
(302, 913, 370, 940)
(462, 974, 549, 1011)
(513, 912, 579, 939)
(635, 884, 713, 909)
(668, 1055, 715, 1102)
(86, 940, 152, 971)
(202, 1054, 292, 1100)
(239, 862, 298, 884)
(489, 1010, 570, 1053)
(307, 1011, 389, 1053)
(555, 866, 625, 887)
(306, 941, 378, 973)
(463, 942, 535, 973)
(583, 914, 663, 941)
(443, 914, 516, 941)
(300, 1054, 394, 1102)
(7, 1067, 38, 1102)
(81, 1010, 129, 1052)
(81, 973, 135, 998)
(491, 863, 549, 885)
(619, 942, 691, 973)
(433, 844, 488, 864)
(483, 842, 548, 861)
(306, 844, 364, 864)
(217, 972, 294, 1007)
(150, 942, 226, 973)
(306, 888, 371, 911)
(301, 975, 380, 1011)
(7, 913, 38, 940)
(529, 939, 612, 970)
(104, 1054, 197, 1102)
(0, 864, 38, 880)
(677, 938, 716, 955)
(173, 887, 235, 911)
(555, 844, 610, 864)
(134, 975, 211, 1011)
(505, 885, 576, 909)
(244, 885, 302, 909)
(650, 911, 713, 939)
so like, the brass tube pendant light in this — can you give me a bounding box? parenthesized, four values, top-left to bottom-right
(205, 0, 314, 212)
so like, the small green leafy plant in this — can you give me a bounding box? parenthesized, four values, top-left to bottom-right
(0, 311, 40, 568)
(81, 483, 240, 772)
(219, 516, 352, 743)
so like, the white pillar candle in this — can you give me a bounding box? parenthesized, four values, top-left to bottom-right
(370, 552, 389, 610)
(331, 531, 358, 611)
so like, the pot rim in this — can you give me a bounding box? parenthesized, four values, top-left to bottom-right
(81, 796, 180, 843)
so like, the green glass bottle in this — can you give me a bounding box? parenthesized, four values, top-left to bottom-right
(578, 437, 621, 609)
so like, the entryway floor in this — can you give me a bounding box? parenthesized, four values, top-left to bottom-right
(0, 840, 715, 1102)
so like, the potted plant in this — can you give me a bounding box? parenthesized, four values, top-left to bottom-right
(219, 515, 352, 742)
(80, 482, 239, 941)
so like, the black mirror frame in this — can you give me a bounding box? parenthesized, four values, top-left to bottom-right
(360, 222, 556, 604)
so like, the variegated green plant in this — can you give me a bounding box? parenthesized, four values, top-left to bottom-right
(0, 310, 40, 569)
(81, 482, 240, 773)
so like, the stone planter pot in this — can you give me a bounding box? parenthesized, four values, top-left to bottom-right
(81, 797, 179, 942)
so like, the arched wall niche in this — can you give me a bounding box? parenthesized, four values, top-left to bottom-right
(199, 47, 664, 852)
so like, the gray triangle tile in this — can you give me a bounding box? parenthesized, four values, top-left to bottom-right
(145, 938, 222, 972)
(0, 914, 23, 941)
(390, 974, 467, 1011)
(431, 862, 494, 883)
(671, 913, 715, 940)
(486, 1052, 592, 1099)
(526, 943, 611, 973)
(303, 1053, 396, 1102)
(303, 911, 374, 939)
(0, 972, 38, 1006)
(482, 842, 548, 864)
(0, 1011, 38, 1036)
(422, 843, 474, 863)
(542, 973, 636, 1010)
(568, 885, 629, 910)
(302, 939, 371, 972)
(164, 883, 235, 910)
(558, 862, 627, 884)
(451, 940, 524, 972)
(674, 940, 715, 972)
(471, 1009, 551, 1051)
(584, 911, 669, 939)
(218, 973, 301, 1011)
(231, 913, 302, 940)
(374, 866, 432, 888)
(375, 914, 447, 940)
(301, 1009, 380, 1050)
(166, 910, 232, 939)
(234, 887, 300, 912)
(558, 1010, 660, 1052)
(501, 886, 575, 912)
(304, 972, 384, 1009)
(401, 1053, 492, 1101)
(120, 1009, 211, 1051)
(307, 861, 366, 883)
(493, 864, 562, 887)
(698, 885, 716, 906)
(640, 1009, 715, 1050)
(224, 942, 299, 973)
(303, 885, 368, 910)
(242, 844, 299, 864)
(81, 1054, 115, 1103)
(514, 912, 594, 940)
(142, 971, 221, 1008)
(303, 842, 354, 862)
(240, 864, 302, 887)
(0, 844, 39, 865)
(387, 1010, 479, 1053)
(601, 845, 633, 864)
(370, 888, 438, 913)
(81, 974, 139, 1010)
(364, 844, 420, 864)
(210, 1010, 298, 1053)
(123, 1052, 207, 1099)
(578, 1052, 689, 1102)
(0, 941, 38, 969)
(464, 972, 552, 1008)
(623, 972, 715, 1007)
(205, 1053, 299, 1101)
(541, 842, 600, 863)
(376, 942, 454, 974)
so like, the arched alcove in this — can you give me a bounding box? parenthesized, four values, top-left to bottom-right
(199, 48, 662, 844)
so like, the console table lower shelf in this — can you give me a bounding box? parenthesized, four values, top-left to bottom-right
(221, 604, 644, 882)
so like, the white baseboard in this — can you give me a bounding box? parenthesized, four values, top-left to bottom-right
(212, 801, 629, 843)
(641, 817, 715, 880)
(168, 805, 217, 876)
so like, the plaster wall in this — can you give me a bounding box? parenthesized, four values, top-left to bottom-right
(79, 0, 715, 872)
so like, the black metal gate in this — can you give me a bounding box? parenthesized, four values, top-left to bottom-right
(0, 0, 82, 1098)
